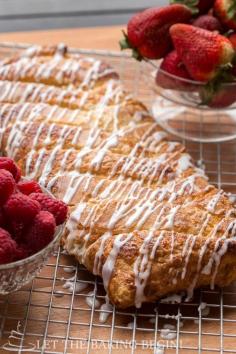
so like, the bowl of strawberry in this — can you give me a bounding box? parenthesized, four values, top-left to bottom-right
(0, 157, 68, 294)
(120, 0, 236, 143)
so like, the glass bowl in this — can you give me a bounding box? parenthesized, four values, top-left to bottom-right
(147, 62, 236, 143)
(0, 187, 65, 295)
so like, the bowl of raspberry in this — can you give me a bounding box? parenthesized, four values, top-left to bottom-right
(120, 2, 236, 143)
(0, 157, 68, 294)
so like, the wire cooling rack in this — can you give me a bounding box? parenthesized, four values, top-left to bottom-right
(0, 43, 236, 354)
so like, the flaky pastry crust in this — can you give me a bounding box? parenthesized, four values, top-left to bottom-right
(0, 44, 236, 308)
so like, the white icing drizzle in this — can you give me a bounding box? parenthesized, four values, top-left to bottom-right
(176, 153, 193, 173)
(161, 294, 183, 304)
(134, 231, 165, 308)
(0, 49, 106, 90)
(62, 172, 84, 204)
(99, 295, 113, 323)
(127, 321, 135, 329)
(1, 45, 235, 312)
(228, 193, 236, 205)
(201, 221, 236, 284)
(65, 203, 88, 259)
(210, 236, 236, 289)
(54, 291, 64, 298)
(63, 266, 76, 274)
(93, 231, 111, 275)
(85, 291, 100, 309)
(155, 348, 164, 354)
(62, 276, 88, 294)
(90, 131, 122, 171)
(102, 233, 133, 291)
(163, 205, 179, 229)
(206, 190, 223, 213)
(181, 236, 197, 280)
(186, 218, 236, 301)
(202, 306, 210, 317)
(160, 324, 177, 340)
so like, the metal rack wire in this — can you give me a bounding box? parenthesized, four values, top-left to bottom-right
(0, 43, 236, 354)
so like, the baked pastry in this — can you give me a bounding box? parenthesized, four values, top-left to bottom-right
(0, 45, 236, 309)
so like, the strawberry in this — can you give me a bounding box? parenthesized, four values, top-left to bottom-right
(200, 83, 236, 107)
(156, 50, 192, 90)
(197, 0, 216, 14)
(170, 24, 234, 81)
(229, 33, 236, 75)
(170, 0, 215, 15)
(120, 4, 192, 60)
(214, 0, 236, 30)
(192, 15, 223, 32)
(229, 32, 236, 49)
(199, 61, 236, 107)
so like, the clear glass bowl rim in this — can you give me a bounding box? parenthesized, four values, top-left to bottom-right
(150, 61, 236, 87)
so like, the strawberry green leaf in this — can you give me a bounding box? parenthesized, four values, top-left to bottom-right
(119, 38, 130, 50)
(119, 31, 132, 50)
(224, 29, 235, 37)
(119, 30, 143, 61)
(227, 0, 236, 20)
(200, 64, 235, 105)
(232, 53, 236, 65)
(170, 0, 199, 15)
(131, 49, 143, 61)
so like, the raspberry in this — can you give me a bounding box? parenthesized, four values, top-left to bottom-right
(0, 209, 4, 227)
(30, 193, 68, 225)
(0, 227, 17, 264)
(15, 166, 21, 182)
(4, 194, 41, 224)
(25, 211, 56, 252)
(0, 157, 20, 181)
(0, 169, 15, 205)
(7, 220, 25, 243)
(17, 180, 42, 195)
(15, 245, 30, 261)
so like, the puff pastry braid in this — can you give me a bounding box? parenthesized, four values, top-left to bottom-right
(0, 45, 236, 308)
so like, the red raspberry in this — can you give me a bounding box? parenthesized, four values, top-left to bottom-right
(17, 180, 42, 195)
(0, 227, 17, 264)
(30, 193, 68, 225)
(4, 194, 41, 224)
(25, 211, 56, 252)
(0, 209, 4, 227)
(15, 245, 30, 261)
(7, 220, 25, 243)
(15, 166, 21, 182)
(0, 169, 15, 205)
(0, 157, 20, 181)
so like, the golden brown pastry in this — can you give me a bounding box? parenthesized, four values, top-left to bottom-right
(0, 44, 236, 309)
